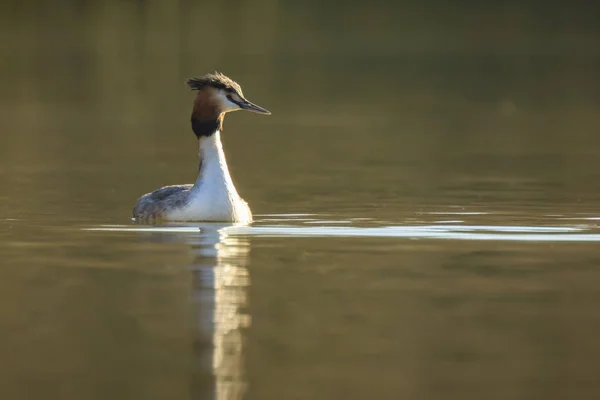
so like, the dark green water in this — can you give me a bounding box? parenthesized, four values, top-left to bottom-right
(2, 2, 600, 399)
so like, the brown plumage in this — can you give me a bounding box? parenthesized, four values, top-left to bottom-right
(192, 88, 221, 120)
(186, 72, 244, 96)
(187, 72, 243, 131)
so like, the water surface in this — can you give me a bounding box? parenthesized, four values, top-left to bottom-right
(2, 2, 600, 400)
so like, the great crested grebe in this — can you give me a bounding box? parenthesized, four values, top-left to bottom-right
(132, 72, 270, 222)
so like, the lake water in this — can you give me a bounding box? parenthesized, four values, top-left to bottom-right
(2, 2, 600, 400)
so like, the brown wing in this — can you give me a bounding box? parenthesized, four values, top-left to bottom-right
(132, 184, 193, 219)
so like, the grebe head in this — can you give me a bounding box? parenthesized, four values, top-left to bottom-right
(187, 72, 270, 117)
(187, 72, 270, 138)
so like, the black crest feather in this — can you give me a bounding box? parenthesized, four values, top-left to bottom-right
(186, 72, 243, 95)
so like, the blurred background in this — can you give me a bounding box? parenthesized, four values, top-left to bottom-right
(2, 0, 600, 221)
(1, 1, 600, 399)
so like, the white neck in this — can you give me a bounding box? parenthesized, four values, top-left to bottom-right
(192, 131, 239, 196)
(165, 131, 251, 223)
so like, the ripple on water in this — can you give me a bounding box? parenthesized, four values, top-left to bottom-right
(85, 213, 600, 242)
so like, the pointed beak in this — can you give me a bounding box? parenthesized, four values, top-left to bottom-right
(237, 98, 271, 115)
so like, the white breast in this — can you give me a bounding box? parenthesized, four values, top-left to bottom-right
(165, 131, 252, 223)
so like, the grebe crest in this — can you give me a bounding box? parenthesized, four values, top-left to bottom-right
(132, 72, 270, 223)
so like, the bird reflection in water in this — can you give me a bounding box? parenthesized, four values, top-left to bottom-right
(144, 223, 251, 400)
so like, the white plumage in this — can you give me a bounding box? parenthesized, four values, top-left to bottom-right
(165, 131, 252, 223)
